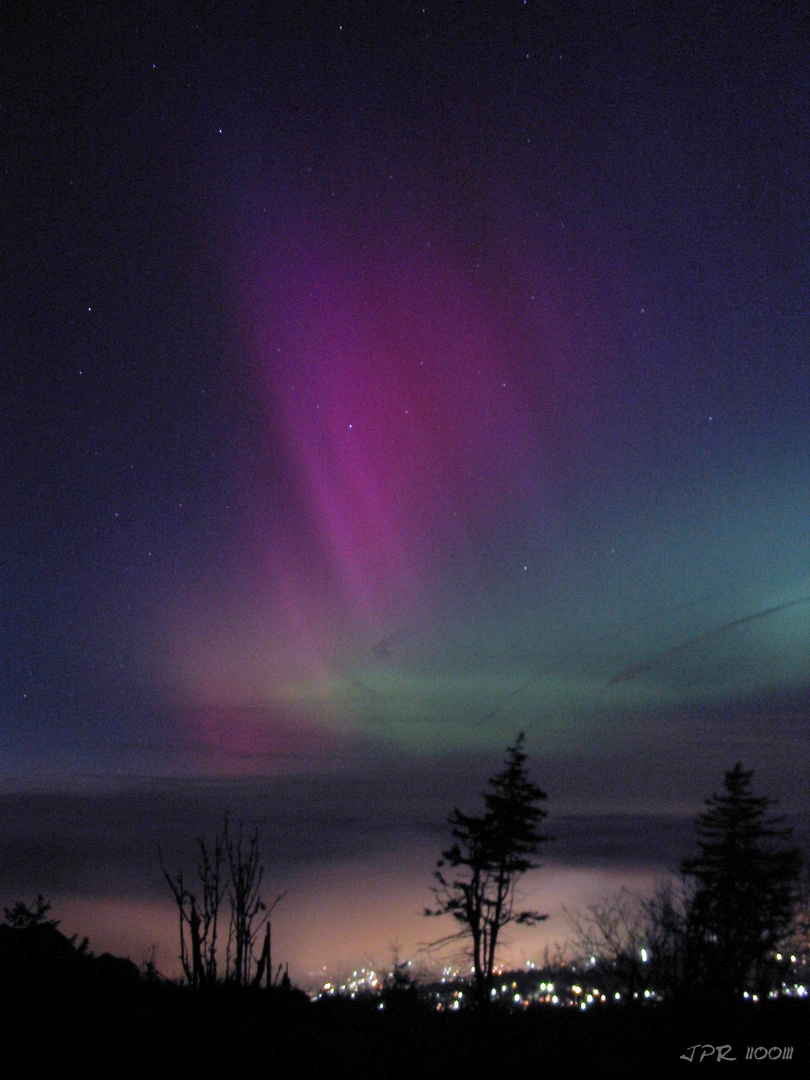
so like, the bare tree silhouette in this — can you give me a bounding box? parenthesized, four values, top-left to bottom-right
(161, 817, 284, 988)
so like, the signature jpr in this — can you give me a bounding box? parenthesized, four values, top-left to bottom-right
(681, 1044, 794, 1063)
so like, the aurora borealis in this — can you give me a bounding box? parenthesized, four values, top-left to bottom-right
(167, 201, 810, 771)
(3, 2, 809, 980)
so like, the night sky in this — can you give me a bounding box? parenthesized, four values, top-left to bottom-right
(3, 2, 809, 982)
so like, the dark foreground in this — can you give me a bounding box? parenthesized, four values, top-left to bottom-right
(1, 927, 806, 1078)
(5, 984, 808, 1078)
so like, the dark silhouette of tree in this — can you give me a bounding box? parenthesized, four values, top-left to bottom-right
(379, 947, 422, 1013)
(639, 874, 694, 1000)
(160, 830, 224, 987)
(681, 762, 803, 1000)
(566, 886, 649, 1002)
(3, 894, 57, 929)
(225, 818, 283, 987)
(161, 817, 284, 988)
(792, 866, 810, 956)
(426, 733, 550, 1007)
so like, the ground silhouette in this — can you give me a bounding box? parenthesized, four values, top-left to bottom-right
(1, 920, 807, 1078)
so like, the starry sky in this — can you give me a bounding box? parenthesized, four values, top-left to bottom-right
(2, 2, 809, 979)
